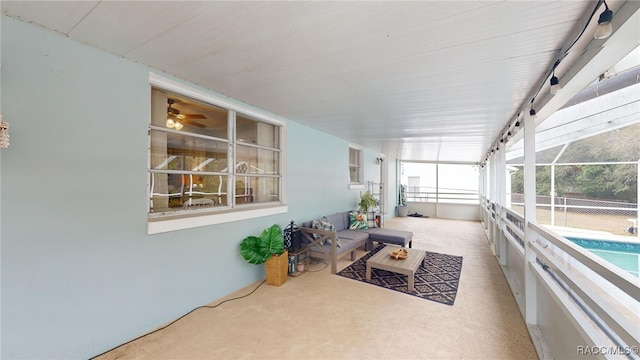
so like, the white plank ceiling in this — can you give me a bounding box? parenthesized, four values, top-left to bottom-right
(2, 1, 635, 162)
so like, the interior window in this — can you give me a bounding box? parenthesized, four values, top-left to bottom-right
(349, 146, 362, 185)
(149, 89, 283, 216)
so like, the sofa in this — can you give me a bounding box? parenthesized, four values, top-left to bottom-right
(299, 211, 413, 274)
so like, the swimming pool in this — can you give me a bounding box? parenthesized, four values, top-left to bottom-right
(567, 237, 640, 277)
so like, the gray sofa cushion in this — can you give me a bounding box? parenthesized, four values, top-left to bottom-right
(337, 229, 370, 242)
(365, 228, 413, 246)
(341, 211, 350, 229)
(324, 212, 347, 231)
(309, 237, 360, 254)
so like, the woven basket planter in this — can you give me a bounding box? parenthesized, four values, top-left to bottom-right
(265, 250, 288, 286)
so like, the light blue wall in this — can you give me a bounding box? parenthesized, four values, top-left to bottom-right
(0, 13, 4, 354)
(0, 16, 394, 358)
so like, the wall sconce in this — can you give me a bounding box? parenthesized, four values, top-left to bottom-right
(376, 157, 383, 165)
(0, 115, 10, 148)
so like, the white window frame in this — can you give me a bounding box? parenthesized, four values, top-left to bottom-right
(349, 145, 364, 190)
(148, 73, 287, 234)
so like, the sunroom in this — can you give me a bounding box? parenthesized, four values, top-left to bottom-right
(1, 1, 638, 359)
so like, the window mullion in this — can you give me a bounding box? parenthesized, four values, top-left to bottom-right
(149, 125, 229, 143)
(149, 169, 227, 176)
(279, 124, 284, 204)
(229, 110, 235, 207)
(237, 142, 281, 153)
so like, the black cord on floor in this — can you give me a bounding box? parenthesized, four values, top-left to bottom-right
(88, 279, 266, 360)
(306, 259, 329, 272)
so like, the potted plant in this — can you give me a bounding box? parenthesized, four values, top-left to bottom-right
(240, 224, 288, 286)
(359, 190, 377, 213)
(397, 184, 409, 217)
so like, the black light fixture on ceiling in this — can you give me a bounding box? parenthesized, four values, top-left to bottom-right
(550, 59, 562, 95)
(550, 71, 561, 95)
(594, 0, 613, 39)
(529, 108, 537, 120)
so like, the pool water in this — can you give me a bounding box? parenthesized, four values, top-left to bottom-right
(567, 237, 640, 277)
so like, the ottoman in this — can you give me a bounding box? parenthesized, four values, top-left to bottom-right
(365, 228, 413, 250)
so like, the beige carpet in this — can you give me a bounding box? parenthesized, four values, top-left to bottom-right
(96, 217, 537, 360)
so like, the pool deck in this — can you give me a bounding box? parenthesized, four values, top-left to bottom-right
(547, 225, 640, 244)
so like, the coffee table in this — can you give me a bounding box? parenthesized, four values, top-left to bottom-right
(366, 245, 426, 291)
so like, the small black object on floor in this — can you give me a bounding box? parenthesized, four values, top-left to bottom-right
(408, 212, 427, 218)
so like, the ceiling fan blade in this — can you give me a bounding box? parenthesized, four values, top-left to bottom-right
(182, 114, 207, 120)
(180, 118, 206, 128)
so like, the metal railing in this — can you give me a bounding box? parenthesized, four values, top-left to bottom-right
(528, 222, 640, 353)
(484, 198, 640, 358)
(511, 194, 637, 216)
(504, 208, 525, 250)
(407, 188, 480, 204)
(510, 193, 638, 235)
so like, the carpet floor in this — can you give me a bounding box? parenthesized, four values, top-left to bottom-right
(337, 245, 463, 305)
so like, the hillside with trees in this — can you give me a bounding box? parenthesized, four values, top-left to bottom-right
(511, 123, 639, 203)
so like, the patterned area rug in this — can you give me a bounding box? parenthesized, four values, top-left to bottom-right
(337, 245, 463, 305)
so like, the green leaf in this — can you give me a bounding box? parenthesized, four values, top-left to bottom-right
(240, 235, 264, 265)
(239, 224, 284, 265)
(259, 224, 284, 259)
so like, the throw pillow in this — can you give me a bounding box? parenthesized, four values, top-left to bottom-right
(349, 211, 368, 230)
(311, 218, 325, 245)
(311, 219, 342, 247)
(319, 220, 341, 248)
(367, 211, 378, 228)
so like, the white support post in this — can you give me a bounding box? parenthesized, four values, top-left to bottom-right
(524, 112, 538, 325)
(483, 162, 489, 229)
(493, 150, 500, 253)
(435, 164, 439, 218)
(498, 143, 507, 265)
(550, 143, 568, 227)
(490, 154, 497, 247)
(637, 159, 639, 237)
(479, 165, 484, 223)
(550, 164, 555, 226)
(485, 164, 489, 228)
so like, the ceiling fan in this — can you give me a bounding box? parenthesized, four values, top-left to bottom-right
(167, 99, 207, 129)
